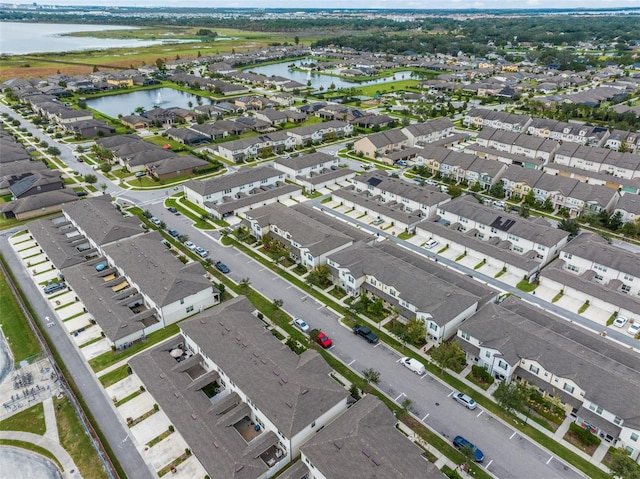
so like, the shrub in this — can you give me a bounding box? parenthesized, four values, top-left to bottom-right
(471, 365, 494, 384)
(569, 422, 601, 446)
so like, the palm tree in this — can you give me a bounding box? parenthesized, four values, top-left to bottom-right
(99, 183, 108, 194)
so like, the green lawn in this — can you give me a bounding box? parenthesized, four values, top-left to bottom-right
(0, 402, 46, 435)
(0, 255, 42, 362)
(55, 396, 109, 479)
(98, 364, 131, 388)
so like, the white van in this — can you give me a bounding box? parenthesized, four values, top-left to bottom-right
(400, 357, 425, 375)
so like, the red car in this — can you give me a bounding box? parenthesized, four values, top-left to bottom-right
(315, 331, 333, 349)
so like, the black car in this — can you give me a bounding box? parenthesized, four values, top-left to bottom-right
(353, 324, 379, 344)
(167, 207, 178, 214)
(215, 261, 230, 274)
(76, 191, 88, 197)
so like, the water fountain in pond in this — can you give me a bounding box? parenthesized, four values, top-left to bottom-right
(154, 91, 163, 106)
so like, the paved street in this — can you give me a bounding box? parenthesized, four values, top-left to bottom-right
(0, 100, 612, 478)
(143, 202, 588, 479)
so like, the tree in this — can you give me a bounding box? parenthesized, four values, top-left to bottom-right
(430, 341, 466, 374)
(159, 220, 166, 230)
(489, 182, 505, 199)
(470, 182, 482, 192)
(100, 163, 112, 173)
(523, 189, 536, 206)
(621, 221, 639, 238)
(47, 146, 61, 156)
(558, 218, 580, 237)
(240, 277, 251, 292)
(83, 174, 97, 184)
(272, 298, 284, 309)
(362, 368, 380, 393)
(448, 184, 462, 198)
(493, 381, 527, 414)
(459, 444, 478, 470)
(99, 183, 108, 194)
(608, 211, 624, 231)
(400, 397, 414, 417)
(608, 447, 640, 479)
(294, 36, 300, 45)
(404, 318, 427, 346)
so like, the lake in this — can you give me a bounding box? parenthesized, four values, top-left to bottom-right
(0, 22, 190, 55)
(86, 88, 206, 118)
(244, 59, 415, 90)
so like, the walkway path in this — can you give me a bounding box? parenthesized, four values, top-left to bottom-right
(0, 430, 81, 478)
(43, 397, 59, 442)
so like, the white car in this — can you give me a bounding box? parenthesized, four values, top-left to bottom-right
(293, 318, 310, 332)
(628, 322, 640, 336)
(150, 217, 161, 226)
(614, 315, 628, 328)
(424, 239, 439, 249)
(184, 241, 197, 251)
(426, 179, 439, 186)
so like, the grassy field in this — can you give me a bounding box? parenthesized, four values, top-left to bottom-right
(0, 26, 310, 81)
(0, 402, 46, 435)
(0, 255, 42, 362)
(54, 395, 110, 479)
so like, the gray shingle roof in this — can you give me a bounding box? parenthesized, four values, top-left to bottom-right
(461, 298, 640, 427)
(62, 196, 143, 246)
(184, 166, 283, 197)
(439, 196, 569, 248)
(301, 395, 444, 479)
(102, 231, 212, 307)
(328, 242, 480, 323)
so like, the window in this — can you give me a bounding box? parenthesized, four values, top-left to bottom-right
(429, 323, 438, 331)
(513, 246, 524, 253)
(594, 274, 603, 282)
(624, 274, 635, 282)
(485, 351, 491, 358)
(186, 305, 194, 313)
(563, 383, 574, 394)
(631, 433, 639, 442)
(622, 284, 631, 294)
(460, 331, 470, 340)
(311, 421, 316, 428)
(614, 417, 622, 426)
(593, 263, 608, 273)
(498, 360, 508, 370)
(567, 264, 580, 273)
(529, 365, 540, 374)
(180, 299, 184, 305)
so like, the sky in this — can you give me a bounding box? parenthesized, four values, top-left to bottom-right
(20, 1, 640, 9)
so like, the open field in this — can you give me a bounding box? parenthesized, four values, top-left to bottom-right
(0, 26, 319, 81)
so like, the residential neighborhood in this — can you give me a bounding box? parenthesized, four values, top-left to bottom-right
(3, 6, 640, 479)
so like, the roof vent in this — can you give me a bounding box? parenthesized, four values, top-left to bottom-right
(371, 457, 380, 467)
(213, 441, 220, 448)
(301, 389, 309, 395)
(273, 370, 280, 376)
(362, 449, 370, 458)
(235, 465, 244, 473)
(159, 373, 165, 379)
(280, 377, 288, 384)
(333, 441, 343, 450)
(260, 358, 267, 365)
(285, 401, 292, 408)
(191, 413, 198, 420)
(174, 392, 180, 398)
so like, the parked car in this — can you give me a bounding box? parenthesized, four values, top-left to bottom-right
(195, 247, 209, 258)
(453, 435, 484, 462)
(94, 262, 107, 272)
(424, 239, 439, 249)
(493, 200, 506, 209)
(184, 241, 197, 251)
(400, 357, 425, 375)
(426, 179, 439, 186)
(150, 217, 161, 226)
(215, 261, 230, 274)
(135, 171, 146, 178)
(168, 228, 179, 237)
(628, 322, 640, 336)
(353, 324, 379, 344)
(76, 191, 88, 197)
(43, 282, 67, 295)
(372, 218, 384, 226)
(452, 391, 478, 410)
(614, 315, 629, 328)
(315, 331, 333, 348)
(77, 157, 84, 162)
(293, 318, 310, 332)
(167, 207, 178, 214)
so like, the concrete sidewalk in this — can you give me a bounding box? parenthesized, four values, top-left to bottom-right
(0, 430, 81, 479)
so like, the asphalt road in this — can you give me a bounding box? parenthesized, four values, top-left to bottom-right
(1, 101, 599, 478)
(143, 202, 587, 479)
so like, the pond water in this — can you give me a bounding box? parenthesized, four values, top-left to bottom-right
(244, 59, 415, 91)
(0, 22, 191, 55)
(86, 88, 207, 118)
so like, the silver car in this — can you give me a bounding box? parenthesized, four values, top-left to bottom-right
(293, 318, 310, 332)
(452, 391, 477, 410)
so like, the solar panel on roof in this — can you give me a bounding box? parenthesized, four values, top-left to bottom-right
(368, 178, 382, 187)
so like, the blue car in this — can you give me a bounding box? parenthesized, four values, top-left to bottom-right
(453, 436, 484, 462)
(95, 263, 107, 272)
(215, 261, 230, 274)
(168, 228, 179, 237)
